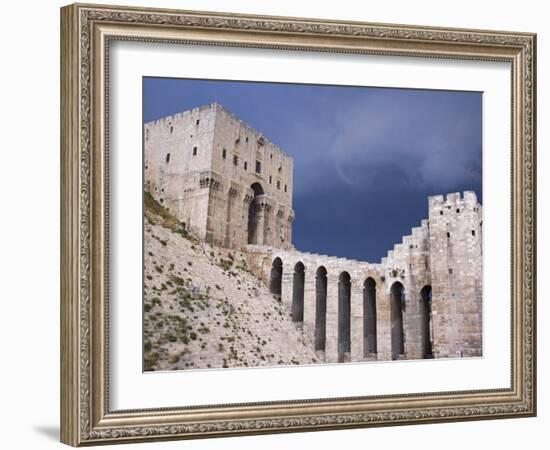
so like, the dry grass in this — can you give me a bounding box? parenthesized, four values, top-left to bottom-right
(144, 191, 198, 243)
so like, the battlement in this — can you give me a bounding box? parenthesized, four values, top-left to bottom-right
(211, 103, 292, 160)
(145, 102, 293, 160)
(144, 102, 216, 128)
(428, 191, 479, 209)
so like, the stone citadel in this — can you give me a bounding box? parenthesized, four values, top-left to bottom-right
(144, 102, 483, 363)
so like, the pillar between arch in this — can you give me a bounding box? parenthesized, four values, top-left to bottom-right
(350, 281, 363, 361)
(376, 287, 392, 361)
(302, 268, 316, 349)
(325, 273, 340, 363)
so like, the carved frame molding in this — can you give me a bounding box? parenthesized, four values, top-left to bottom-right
(60, 3, 536, 446)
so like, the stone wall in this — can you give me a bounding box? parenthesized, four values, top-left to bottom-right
(246, 191, 483, 363)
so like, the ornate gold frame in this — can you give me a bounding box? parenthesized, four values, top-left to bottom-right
(60, 3, 536, 446)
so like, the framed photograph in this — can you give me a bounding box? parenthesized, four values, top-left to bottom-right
(60, 3, 536, 446)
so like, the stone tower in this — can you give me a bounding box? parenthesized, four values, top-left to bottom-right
(144, 103, 295, 251)
(427, 191, 483, 358)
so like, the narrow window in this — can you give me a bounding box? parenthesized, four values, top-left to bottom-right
(196, 119, 200, 125)
(233, 155, 239, 166)
(245, 136, 249, 143)
(193, 146, 198, 156)
(270, 154, 273, 159)
(471, 230, 476, 236)
(456, 208, 460, 213)
(165, 153, 170, 163)
(284, 184, 287, 192)
(276, 180, 281, 190)
(440, 210, 443, 215)
(255, 160, 261, 174)
(446, 232, 451, 238)
(244, 162, 248, 171)
(170, 126, 173, 133)
(269, 176, 272, 184)
(222, 148, 227, 159)
(448, 268, 453, 274)
(278, 166, 282, 173)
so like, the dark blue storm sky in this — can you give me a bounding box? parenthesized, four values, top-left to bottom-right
(143, 77, 482, 262)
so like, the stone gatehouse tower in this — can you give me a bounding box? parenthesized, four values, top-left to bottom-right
(144, 103, 294, 251)
(145, 103, 483, 363)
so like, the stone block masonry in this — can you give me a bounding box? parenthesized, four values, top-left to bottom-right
(145, 103, 483, 364)
(246, 190, 482, 363)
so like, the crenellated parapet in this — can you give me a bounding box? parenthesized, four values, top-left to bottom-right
(287, 210, 295, 223)
(228, 182, 240, 199)
(243, 187, 255, 205)
(199, 170, 222, 190)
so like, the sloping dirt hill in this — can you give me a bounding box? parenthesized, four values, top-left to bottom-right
(143, 194, 319, 371)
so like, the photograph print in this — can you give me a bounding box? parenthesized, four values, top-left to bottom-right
(142, 78, 483, 372)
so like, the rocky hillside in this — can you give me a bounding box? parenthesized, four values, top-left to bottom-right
(143, 193, 319, 371)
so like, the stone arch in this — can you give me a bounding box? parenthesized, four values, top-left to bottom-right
(363, 277, 377, 356)
(420, 285, 433, 359)
(247, 182, 264, 244)
(338, 271, 351, 362)
(291, 262, 305, 322)
(314, 266, 328, 351)
(390, 281, 405, 360)
(269, 257, 283, 299)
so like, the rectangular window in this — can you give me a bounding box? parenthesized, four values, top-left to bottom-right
(193, 146, 198, 156)
(472, 230, 476, 236)
(244, 162, 248, 171)
(284, 184, 287, 193)
(255, 160, 261, 174)
(222, 148, 227, 159)
(233, 155, 239, 166)
(165, 153, 170, 163)
(276, 180, 281, 189)
(196, 119, 200, 125)
(269, 176, 272, 184)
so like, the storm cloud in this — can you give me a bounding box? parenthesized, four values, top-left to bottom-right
(144, 78, 482, 261)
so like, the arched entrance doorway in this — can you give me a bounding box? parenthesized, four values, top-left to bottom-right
(269, 257, 283, 299)
(292, 262, 305, 322)
(390, 281, 405, 360)
(247, 182, 264, 244)
(338, 271, 351, 362)
(420, 285, 433, 358)
(363, 277, 377, 356)
(314, 266, 327, 351)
